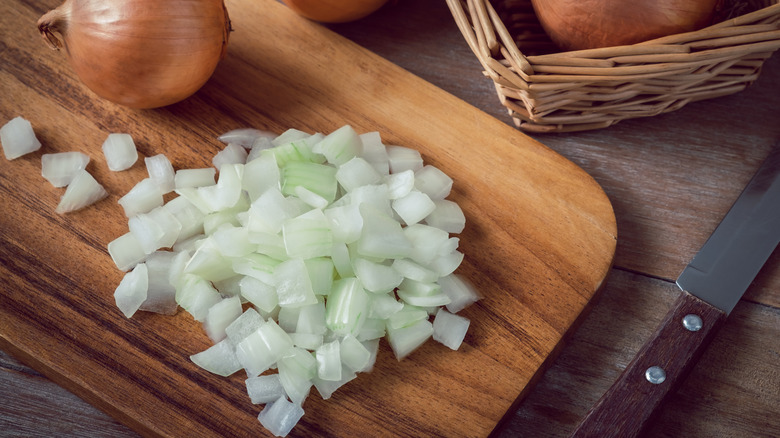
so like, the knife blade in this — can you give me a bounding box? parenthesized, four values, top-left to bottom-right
(570, 142, 780, 438)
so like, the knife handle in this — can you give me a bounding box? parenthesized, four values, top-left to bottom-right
(569, 291, 727, 438)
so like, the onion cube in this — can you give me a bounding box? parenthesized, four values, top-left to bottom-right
(246, 374, 285, 405)
(139, 250, 179, 315)
(358, 131, 389, 175)
(438, 274, 481, 313)
(114, 263, 149, 318)
(340, 334, 370, 372)
(257, 396, 304, 438)
(425, 199, 466, 234)
(386, 145, 423, 173)
(102, 133, 137, 171)
(107, 232, 147, 271)
(41, 152, 90, 187)
(352, 257, 403, 293)
(162, 196, 205, 243)
(432, 308, 470, 350)
(176, 274, 222, 322)
(145, 154, 175, 193)
(236, 319, 293, 377)
(204, 295, 243, 343)
(315, 340, 341, 381)
(313, 365, 357, 400)
(414, 165, 453, 201)
(55, 169, 108, 214)
(273, 258, 317, 308)
(336, 157, 382, 192)
(239, 276, 279, 313)
(392, 190, 436, 226)
(0, 116, 41, 160)
(385, 169, 415, 200)
(218, 128, 275, 148)
(190, 339, 243, 377)
(118, 178, 164, 217)
(174, 168, 216, 189)
(213, 143, 248, 169)
(314, 124, 360, 166)
(225, 308, 266, 346)
(386, 318, 433, 360)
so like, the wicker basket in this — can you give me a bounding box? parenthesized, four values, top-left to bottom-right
(447, 0, 780, 133)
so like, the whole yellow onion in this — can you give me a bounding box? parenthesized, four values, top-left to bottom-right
(530, 0, 723, 51)
(38, 0, 231, 109)
(281, 0, 390, 23)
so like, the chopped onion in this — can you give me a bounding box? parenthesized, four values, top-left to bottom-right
(190, 338, 242, 377)
(425, 199, 466, 234)
(246, 374, 286, 404)
(218, 128, 275, 148)
(106, 125, 482, 437)
(414, 165, 453, 201)
(139, 250, 179, 314)
(236, 319, 293, 377)
(145, 154, 175, 193)
(386, 318, 433, 361)
(174, 168, 216, 189)
(386, 144, 423, 173)
(107, 232, 147, 271)
(336, 157, 382, 192)
(56, 169, 108, 214)
(0, 116, 41, 160)
(225, 307, 265, 346)
(257, 396, 305, 438)
(204, 295, 243, 343)
(339, 334, 370, 372)
(439, 273, 482, 314)
(41, 151, 90, 187)
(102, 133, 137, 171)
(213, 143, 248, 169)
(392, 190, 436, 225)
(114, 263, 148, 318)
(432, 308, 470, 350)
(118, 178, 164, 217)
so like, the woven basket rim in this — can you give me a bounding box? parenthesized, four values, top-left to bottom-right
(446, 0, 780, 133)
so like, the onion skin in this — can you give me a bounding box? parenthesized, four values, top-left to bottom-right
(281, 0, 390, 24)
(38, 0, 231, 109)
(530, 0, 723, 51)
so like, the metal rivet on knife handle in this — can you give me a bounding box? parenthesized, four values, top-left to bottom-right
(645, 366, 666, 384)
(682, 314, 703, 331)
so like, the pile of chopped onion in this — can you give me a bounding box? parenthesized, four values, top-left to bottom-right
(107, 124, 481, 437)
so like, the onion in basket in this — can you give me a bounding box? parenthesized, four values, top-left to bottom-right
(530, 0, 724, 50)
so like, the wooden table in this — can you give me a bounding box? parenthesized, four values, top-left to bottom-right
(2, 1, 778, 437)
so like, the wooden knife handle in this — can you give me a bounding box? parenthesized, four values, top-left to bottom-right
(570, 291, 728, 438)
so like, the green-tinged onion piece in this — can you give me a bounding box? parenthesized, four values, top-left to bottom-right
(107, 124, 481, 437)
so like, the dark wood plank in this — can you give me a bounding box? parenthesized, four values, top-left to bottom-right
(0, 351, 138, 438)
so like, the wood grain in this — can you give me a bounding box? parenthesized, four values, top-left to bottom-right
(0, 0, 616, 437)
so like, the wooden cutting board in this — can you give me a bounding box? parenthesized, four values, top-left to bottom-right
(0, 0, 617, 436)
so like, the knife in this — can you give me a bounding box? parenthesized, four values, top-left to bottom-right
(570, 142, 780, 438)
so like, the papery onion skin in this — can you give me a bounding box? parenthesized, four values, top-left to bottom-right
(38, 0, 231, 109)
(530, 0, 723, 51)
(281, 0, 390, 23)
